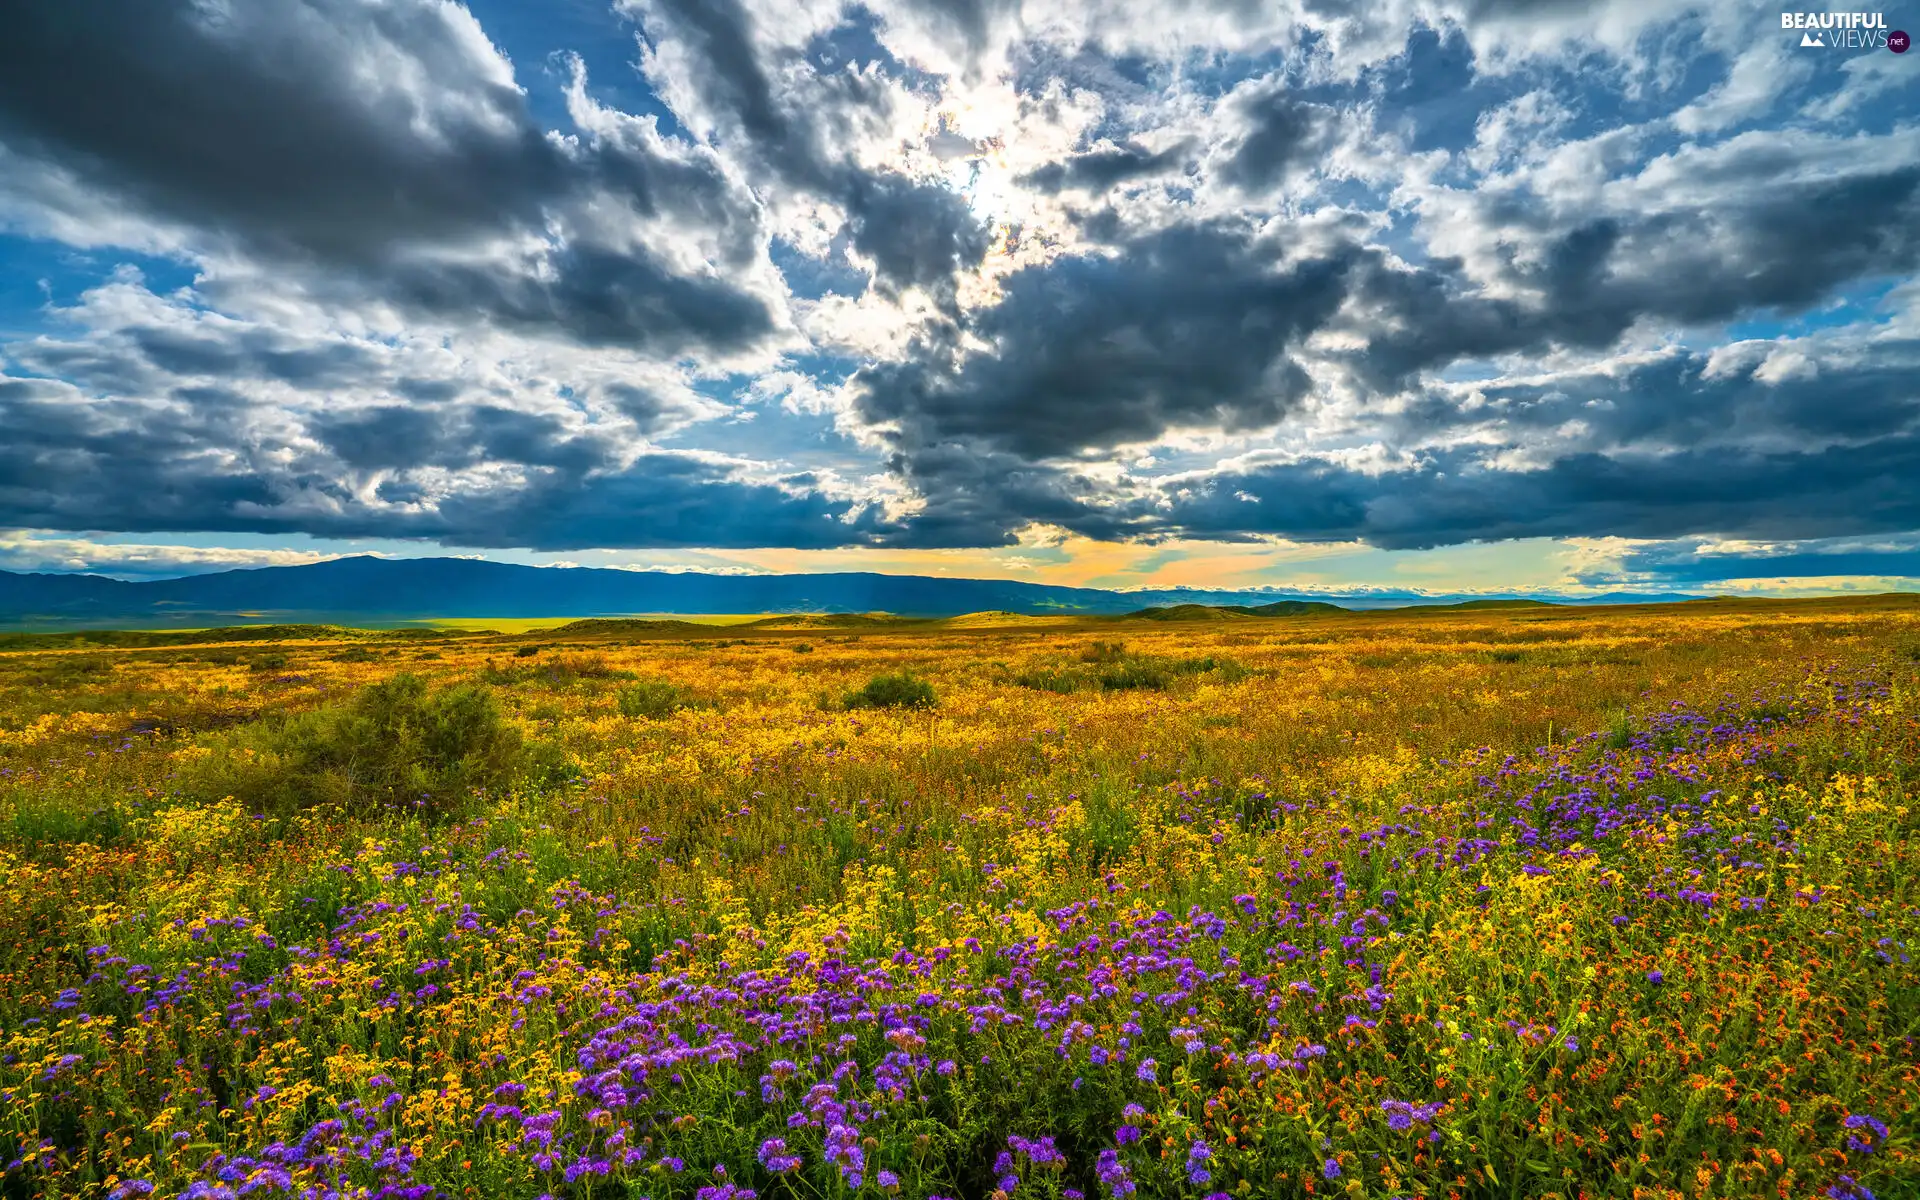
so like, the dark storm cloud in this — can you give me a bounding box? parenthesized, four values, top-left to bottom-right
(433, 462, 884, 550)
(1336, 158, 1920, 391)
(848, 135, 1920, 538)
(855, 220, 1349, 461)
(840, 173, 993, 297)
(1381, 350, 1920, 451)
(632, 0, 990, 296)
(1019, 140, 1195, 194)
(308, 405, 623, 475)
(311, 406, 454, 474)
(377, 241, 780, 357)
(0, 0, 551, 257)
(8, 313, 390, 396)
(1212, 85, 1338, 192)
(0, 0, 779, 356)
(841, 218, 1363, 546)
(876, 441, 1138, 549)
(1155, 435, 1920, 550)
(128, 328, 382, 389)
(1596, 543, 1920, 586)
(0, 378, 290, 532)
(0, 373, 879, 550)
(1151, 341, 1920, 550)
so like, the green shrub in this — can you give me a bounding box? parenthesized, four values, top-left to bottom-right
(618, 680, 694, 720)
(248, 652, 291, 673)
(197, 673, 523, 816)
(514, 645, 542, 658)
(1012, 668, 1084, 693)
(524, 739, 586, 790)
(1603, 709, 1635, 750)
(1095, 659, 1169, 691)
(1079, 640, 1130, 664)
(483, 652, 634, 687)
(843, 672, 937, 710)
(792, 643, 814, 654)
(1013, 651, 1246, 693)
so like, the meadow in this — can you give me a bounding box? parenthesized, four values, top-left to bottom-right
(1, 597, 1917, 1200)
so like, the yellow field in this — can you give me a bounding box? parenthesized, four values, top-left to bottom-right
(0, 597, 1916, 1199)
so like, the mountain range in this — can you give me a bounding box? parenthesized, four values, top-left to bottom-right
(0, 556, 1709, 629)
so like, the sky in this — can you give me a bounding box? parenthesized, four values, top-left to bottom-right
(0, 0, 1916, 597)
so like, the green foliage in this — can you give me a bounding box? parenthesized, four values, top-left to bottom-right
(14, 655, 115, 688)
(0, 625, 383, 651)
(842, 671, 937, 710)
(617, 679, 695, 720)
(523, 739, 586, 791)
(792, 642, 814, 654)
(248, 652, 291, 672)
(1011, 667, 1083, 693)
(1603, 708, 1635, 750)
(514, 645, 542, 658)
(9, 796, 131, 860)
(482, 651, 635, 687)
(194, 673, 523, 816)
(1014, 651, 1244, 693)
(1093, 658, 1170, 690)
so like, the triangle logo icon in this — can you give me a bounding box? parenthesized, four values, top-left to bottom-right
(1801, 30, 1825, 46)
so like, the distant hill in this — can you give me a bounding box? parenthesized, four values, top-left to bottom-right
(546, 618, 717, 636)
(941, 611, 1082, 628)
(1403, 598, 1559, 612)
(1125, 603, 1261, 621)
(0, 623, 452, 651)
(743, 613, 928, 630)
(0, 555, 1712, 630)
(1248, 600, 1348, 616)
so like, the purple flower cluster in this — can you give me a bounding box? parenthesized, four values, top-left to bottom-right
(1380, 1097, 1444, 1133)
(1843, 1113, 1889, 1155)
(1095, 1148, 1135, 1196)
(1185, 1139, 1213, 1185)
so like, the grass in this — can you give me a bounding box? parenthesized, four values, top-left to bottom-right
(0, 596, 1915, 1199)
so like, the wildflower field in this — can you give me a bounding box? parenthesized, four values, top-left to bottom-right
(2, 598, 1918, 1200)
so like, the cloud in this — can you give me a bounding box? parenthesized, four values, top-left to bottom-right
(1147, 335, 1920, 549)
(0, 531, 343, 580)
(0, 365, 886, 549)
(857, 219, 1347, 457)
(1210, 82, 1340, 194)
(1578, 534, 1920, 587)
(1019, 139, 1195, 194)
(0, 0, 786, 358)
(0, 0, 1913, 570)
(626, 0, 991, 299)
